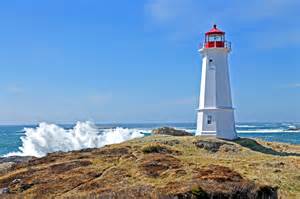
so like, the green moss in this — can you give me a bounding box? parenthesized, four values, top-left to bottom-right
(141, 144, 171, 154)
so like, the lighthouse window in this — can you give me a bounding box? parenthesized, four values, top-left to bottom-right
(207, 115, 212, 125)
(208, 59, 215, 70)
(208, 35, 222, 42)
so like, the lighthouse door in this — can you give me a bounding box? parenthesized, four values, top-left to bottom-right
(207, 115, 212, 124)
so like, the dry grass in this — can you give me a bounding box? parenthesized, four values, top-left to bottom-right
(130, 135, 300, 198)
(0, 135, 299, 198)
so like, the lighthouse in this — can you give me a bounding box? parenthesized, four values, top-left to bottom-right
(196, 25, 238, 140)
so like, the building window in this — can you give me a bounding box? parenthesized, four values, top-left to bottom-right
(207, 115, 212, 125)
(208, 59, 215, 70)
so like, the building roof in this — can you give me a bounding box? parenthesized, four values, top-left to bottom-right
(205, 24, 225, 35)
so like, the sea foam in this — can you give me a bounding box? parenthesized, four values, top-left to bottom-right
(6, 121, 144, 157)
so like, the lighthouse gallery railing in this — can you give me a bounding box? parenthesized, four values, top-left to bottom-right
(199, 41, 231, 50)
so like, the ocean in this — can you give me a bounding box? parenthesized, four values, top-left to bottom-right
(0, 122, 299, 157)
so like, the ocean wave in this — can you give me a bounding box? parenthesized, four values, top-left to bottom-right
(172, 128, 300, 134)
(237, 129, 300, 133)
(5, 121, 144, 157)
(173, 128, 196, 134)
(236, 125, 258, 128)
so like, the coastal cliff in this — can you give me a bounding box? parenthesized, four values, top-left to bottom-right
(0, 130, 299, 198)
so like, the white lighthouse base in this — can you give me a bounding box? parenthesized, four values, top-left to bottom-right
(196, 108, 238, 140)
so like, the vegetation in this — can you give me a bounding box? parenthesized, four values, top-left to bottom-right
(0, 134, 299, 198)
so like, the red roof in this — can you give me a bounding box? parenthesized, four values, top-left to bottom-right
(205, 24, 225, 35)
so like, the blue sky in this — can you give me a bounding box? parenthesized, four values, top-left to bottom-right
(0, 0, 299, 124)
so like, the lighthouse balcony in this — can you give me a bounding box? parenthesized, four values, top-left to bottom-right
(199, 41, 231, 50)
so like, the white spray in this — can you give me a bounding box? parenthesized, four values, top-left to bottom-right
(6, 121, 144, 157)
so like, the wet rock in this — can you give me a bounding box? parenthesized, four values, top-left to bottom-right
(152, 127, 192, 136)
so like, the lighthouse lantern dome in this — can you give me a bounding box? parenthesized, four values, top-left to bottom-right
(204, 24, 227, 48)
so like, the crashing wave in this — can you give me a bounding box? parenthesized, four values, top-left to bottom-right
(5, 121, 144, 157)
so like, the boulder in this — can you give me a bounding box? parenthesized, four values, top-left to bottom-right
(152, 127, 192, 136)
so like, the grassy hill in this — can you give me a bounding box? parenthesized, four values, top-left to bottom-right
(0, 134, 299, 198)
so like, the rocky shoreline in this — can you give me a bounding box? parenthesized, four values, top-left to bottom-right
(0, 128, 299, 198)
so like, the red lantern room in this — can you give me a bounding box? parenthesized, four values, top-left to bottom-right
(203, 24, 230, 49)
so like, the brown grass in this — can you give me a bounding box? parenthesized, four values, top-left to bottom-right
(0, 135, 299, 198)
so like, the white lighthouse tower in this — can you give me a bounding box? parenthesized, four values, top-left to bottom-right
(196, 25, 238, 140)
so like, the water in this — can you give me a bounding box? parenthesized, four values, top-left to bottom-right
(0, 122, 299, 157)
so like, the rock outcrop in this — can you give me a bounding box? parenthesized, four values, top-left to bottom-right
(0, 135, 299, 198)
(152, 127, 193, 136)
(0, 156, 34, 164)
(0, 156, 34, 176)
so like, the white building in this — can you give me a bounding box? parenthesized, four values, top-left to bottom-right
(196, 25, 238, 140)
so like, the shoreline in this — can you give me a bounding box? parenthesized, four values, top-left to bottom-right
(1, 132, 300, 158)
(0, 134, 299, 198)
(1, 135, 300, 159)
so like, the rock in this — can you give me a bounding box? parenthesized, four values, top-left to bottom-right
(0, 162, 15, 175)
(0, 156, 34, 164)
(0, 156, 35, 176)
(220, 144, 239, 153)
(194, 140, 236, 153)
(141, 144, 180, 155)
(0, 187, 9, 194)
(152, 127, 192, 136)
(11, 179, 21, 184)
(160, 139, 181, 146)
